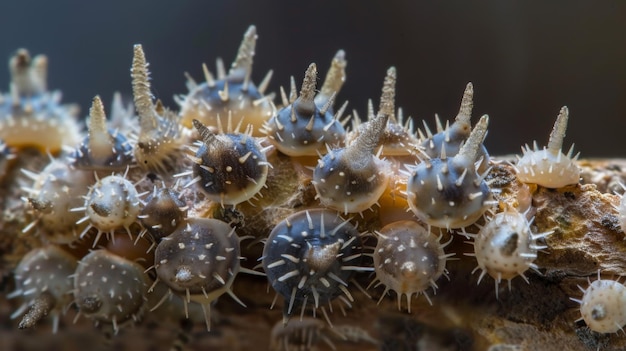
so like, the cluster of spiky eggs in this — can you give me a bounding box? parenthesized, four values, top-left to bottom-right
(1, 24, 620, 348)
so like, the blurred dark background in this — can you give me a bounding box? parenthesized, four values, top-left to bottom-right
(0, 0, 624, 156)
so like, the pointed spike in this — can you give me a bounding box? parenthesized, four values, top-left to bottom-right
(131, 44, 155, 123)
(305, 115, 315, 132)
(289, 76, 297, 103)
(87, 95, 114, 160)
(290, 103, 297, 122)
(192, 119, 215, 144)
(367, 99, 375, 120)
(18, 292, 54, 330)
(334, 100, 349, 121)
(316, 49, 347, 107)
(184, 71, 198, 90)
(216, 58, 226, 79)
(457, 115, 489, 163)
(455, 82, 473, 125)
(378, 66, 396, 122)
(455, 168, 468, 187)
(347, 113, 389, 158)
(279, 86, 289, 107)
(88, 95, 107, 135)
(200, 303, 211, 331)
(547, 106, 569, 154)
(32, 54, 48, 92)
(218, 80, 230, 102)
(229, 25, 257, 80)
(294, 63, 317, 114)
(440, 143, 447, 160)
(422, 119, 434, 138)
(566, 143, 575, 158)
(435, 114, 444, 133)
(154, 99, 165, 115)
(202, 63, 216, 87)
(258, 69, 273, 95)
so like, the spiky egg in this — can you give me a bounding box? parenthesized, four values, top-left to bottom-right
(262, 209, 366, 324)
(77, 173, 142, 244)
(139, 184, 188, 242)
(348, 66, 419, 158)
(131, 44, 183, 174)
(21, 158, 93, 243)
(263, 63, 346, 157)
(185, 118, 270, 206)
(571, 272, 626, 334)
(313, 113, 391, 214)
(69, 95, 133, 171)
(419, 83, 490, 169)
(73, 249, 150, 333)
(515, 106, 580, 188)
(9, 245, 77, 333)
(0, 49, 80, 153)
(469, 207, 551, 297)
(371, 220, 452, 311)
(407, 115, 493, 230)
(152, 217, 243, 330)
(177, 25, 274, 135)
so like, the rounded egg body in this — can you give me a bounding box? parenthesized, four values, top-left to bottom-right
(154, 218, 240, 300)
(71, 128, 133, 171)
(579, 279, 626, 334)
(515, 106, 579, 188)
(11, 245, 77, 332)
(267, 103, 345, 157)
(0, 91, 80, 154)
(13, 245, 77, 305)
(180, 79, 272, 134)
(134, 109, 182, 173)
(74, 250, 149, 330)
(378, 121, 419, 157)
(0, 50, 80, 153)
(473, 210, 537, 282)
(516, 150, 579, 188)
(24, 159, 92, 242)
(421, 128, 466, 159)
(313, 150, 389, 213)
(373, 220, 448, 309)
(140, 187, 187, 242)
(192, 131, 268, 205)
(262, 209, 363, 315)
(421, 131, 490, 172)
(84, 175, 142, 233)
(407, 157, 491, 229)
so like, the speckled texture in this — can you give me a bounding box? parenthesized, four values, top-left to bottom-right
(3, 32, 626, 351)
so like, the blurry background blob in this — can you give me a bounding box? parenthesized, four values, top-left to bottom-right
(0, 0, 624, 156)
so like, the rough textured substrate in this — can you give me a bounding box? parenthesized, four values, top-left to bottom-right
(2, 157, 626, 351)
